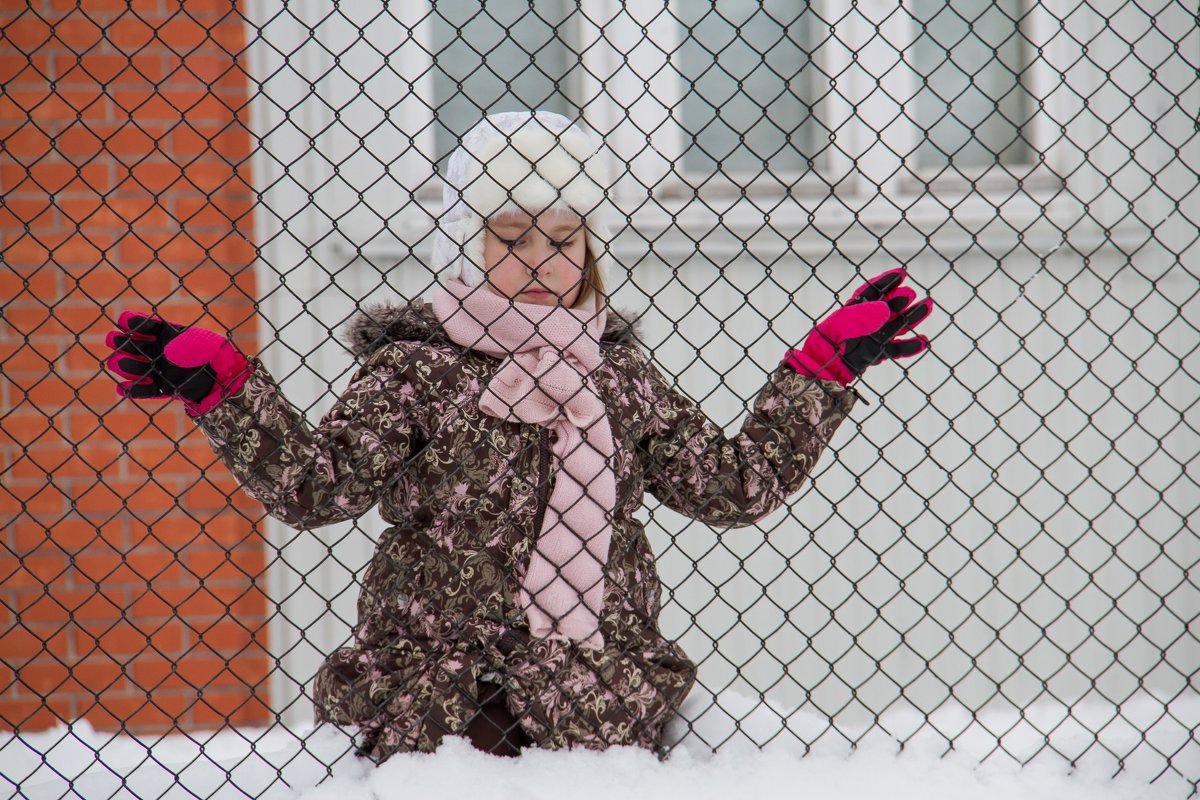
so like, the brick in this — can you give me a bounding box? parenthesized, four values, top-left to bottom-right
(207, 20, 248, 52)
(56, 194, 105, 226)
(7, 482, 67, 515)
(123, 438, 213, 470)
(68, 374, 128, 407)
(129, 584, 227, 620)
(2, 195, 55, 227)
(2, 125, 52, 160)
(26, 160, 79, 193)
(153, 513, 256, 551)
(124, 478, 183, 516)
(26, 93, 84, 127)
(82, 619, 185, 657)
(157, 84, 209, 114)
(2, 553, 70, 589)
(187, 548, 247, 584)
(100, 123, 159, 158)
(0, 697, 64, 732)
(73, 265, 129, 305)
(208, 235, 256, 267)
(69, 657, 130, 693)
(21, 371, 79, 411)
(179, 53, 235, 85)
(11, 516, 120, 554)
(125, 50, 169, 82)
(157, 233, 209, 265)
(130, 160, 183, 195)
(131, 655, 248, 692)
(3, 16, 54, 48)
(161, 15, 212, 50)
(50, 18, 105, 51)
(69, 479, 127, 514)
(102, 195, 164, 226)
(69, 434, 123, 467)
(64, 338, 116, 375)
(168, 124, 212, 158)
(127, 515, 203, 550)
(11, 450, 95, 482)
(59, 53, 132, 84)
(57, 85, 107, 116)
(12, 587, 123, 623)
(45, 516, 112, 554)
(83, 691, 190, 732)
(122, 264, 179, 299)
(5, 88, 50, 115)
(134, 92, 191, 124)
(61, 162, 117, 194)
(191, 620, 268, 657)
(190, 688, 270, 726)
(178, 479, 236, 513)
(48, 232, 109, 266)
(72, 548, 181, 588)
(175, 263, 237, 301)
(0, 341, 55, 374)
(0, 53, 40, 84)
(49, 0, 159, 15)
(0, 624, 72, 662)
(13, 659, 72, 695)
(104, 16, 157, 50)
(0, 160, 32, 190)
(0, 412, 59, 450)
(174, 198, 231, 228)
(80, 411, 156, 444)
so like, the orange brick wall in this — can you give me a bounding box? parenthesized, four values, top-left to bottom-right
(1, 2, 270, 732)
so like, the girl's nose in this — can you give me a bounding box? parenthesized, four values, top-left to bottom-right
(528, 244, 557, 275)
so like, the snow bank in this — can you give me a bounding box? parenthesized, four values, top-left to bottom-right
(3, 691, 1195, 800)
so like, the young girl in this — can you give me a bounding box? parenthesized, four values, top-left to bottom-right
(104, 111, 932, 762)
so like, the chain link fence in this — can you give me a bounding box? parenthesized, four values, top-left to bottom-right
(2, 0, 1198, 796)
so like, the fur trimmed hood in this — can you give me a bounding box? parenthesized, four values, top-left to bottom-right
(341, 299, 643, 361)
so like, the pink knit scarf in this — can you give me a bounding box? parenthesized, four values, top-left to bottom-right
(433, 279, 615, 650)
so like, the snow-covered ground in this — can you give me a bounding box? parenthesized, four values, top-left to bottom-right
(4, 690, 1196, 799)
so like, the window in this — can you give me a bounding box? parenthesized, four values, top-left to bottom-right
(673, 0, 820, 177)
(909, 0, 1033, 169)
(430, 0, 577, 162)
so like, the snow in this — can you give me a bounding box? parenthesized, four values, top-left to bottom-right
(3, 690, 1196, 800)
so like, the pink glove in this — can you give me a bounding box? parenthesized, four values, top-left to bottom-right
(785, 268, 933, 386)
(103, 312, 253, 416)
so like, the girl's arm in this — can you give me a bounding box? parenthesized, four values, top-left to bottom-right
(192, 347, 423, 530)
(633, 268, 933, 527)
(633, 347, 856, 528)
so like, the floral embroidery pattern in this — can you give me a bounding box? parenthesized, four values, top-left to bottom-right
(196, 303, 855, 762)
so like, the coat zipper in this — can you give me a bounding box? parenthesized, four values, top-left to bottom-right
(531, 428, 551, 537)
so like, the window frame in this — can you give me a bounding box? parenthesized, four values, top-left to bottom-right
(893, 0, 1065, 196)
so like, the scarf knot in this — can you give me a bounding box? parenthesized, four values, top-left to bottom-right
(433, 280, 616, 650)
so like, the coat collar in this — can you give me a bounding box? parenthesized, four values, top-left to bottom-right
(341, 298, 643, 360)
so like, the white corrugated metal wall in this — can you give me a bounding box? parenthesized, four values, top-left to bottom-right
(242, 0, 1198, 749)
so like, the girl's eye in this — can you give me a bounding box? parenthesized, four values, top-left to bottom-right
(551, 238, 578, 250)
(500, 237, 525, 249)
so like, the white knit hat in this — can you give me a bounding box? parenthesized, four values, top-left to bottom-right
(431, 110, 614, 288)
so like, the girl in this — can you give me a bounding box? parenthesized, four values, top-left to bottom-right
(104, 111, 933, 761)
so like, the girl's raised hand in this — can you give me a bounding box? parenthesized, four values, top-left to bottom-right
(103, 311, 253, 417)
(785, 268, 933, 386)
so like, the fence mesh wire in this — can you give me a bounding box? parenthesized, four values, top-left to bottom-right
(1, 0, 1198, 796)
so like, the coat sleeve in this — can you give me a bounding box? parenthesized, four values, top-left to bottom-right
(192, 345, 424, 530)
(632, 348, 857, 527)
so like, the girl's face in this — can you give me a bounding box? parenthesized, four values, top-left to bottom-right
(482, 210, 588, 307)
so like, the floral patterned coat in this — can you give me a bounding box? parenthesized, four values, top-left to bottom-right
(195, 301, 857, 762)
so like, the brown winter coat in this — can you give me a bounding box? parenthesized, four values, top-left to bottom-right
(195, 301, 857, 761)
